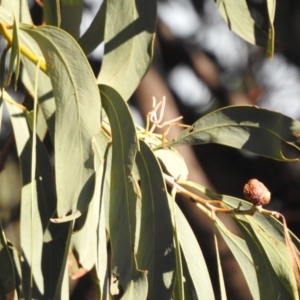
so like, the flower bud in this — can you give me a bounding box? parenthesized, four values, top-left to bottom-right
(243, 179, 271, 206)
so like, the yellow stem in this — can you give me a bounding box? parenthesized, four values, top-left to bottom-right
(0, 22, 47, 73)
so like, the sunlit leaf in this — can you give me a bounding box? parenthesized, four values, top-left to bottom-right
(78, 1, 106, 55)
(154, 147, 188, 181)
(213, 225, 227, 300)
(97, 0, 156, 101)
(21, 25, 101, 220)
(18, 29, 55, 140)
(5, 95, 69, 299)
(176, 203, 215, 299)
(100, 84, 147, 298)
(168, 106, 300, 161)
(136, 140, 175, 299)
(92, 131, 111, 298)
(0, 0, 32, 23)
(215, 0, 279, 52)
(266, 0, 276, 58)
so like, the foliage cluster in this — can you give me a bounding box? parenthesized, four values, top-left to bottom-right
(0, 0, 300, 299)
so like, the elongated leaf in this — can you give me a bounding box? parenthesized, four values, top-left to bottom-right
(60, 0, 83, 39)
(18, 29, 55, 139)
(71, 132, 110, 280)
(100, 84, 147, 298)
(136, 140, 175, 300)
(21, 25, 101, 220)
(176, 203, 215, 299)
(6, 18, 20, 88)
(215, 0, 279, 51)
(235, 217, 296, 300)
(170, 193, 184, 300)
(168, 106, 300, 161)
(0, 219, 15, 295)
(185, 181, 300, 299)
(43, 0, 61, 27)
(78, 1, 106, 55)
(92, 131, 111, 299)
(215, 218, 259, 299)
(97, 0, 156, 101)
(213, 226, 227, 300)
(266, 0, 276, 58)
(5, 95, 69, 299)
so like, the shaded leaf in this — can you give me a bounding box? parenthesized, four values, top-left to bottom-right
(136, 140, 175, 300)
(97, 0, 156, 101)
(42, 0, 61, 27)
(0, 219, 15, 294)
(100, 84, 147, 298)
(168, 106, 300, 161)
(60, 0, 83, 39)
(78, 1, 106, 55)
(21, 25, 101, 220)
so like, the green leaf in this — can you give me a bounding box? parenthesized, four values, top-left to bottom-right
(176, 203, 215, 299)
(266, 0, 276, 58)
(100, 84, 147, 298)
(92, 131, 111, 298)
(215, 0, 279, 51)
(42, 0, 61, 27)
(136, 140, 175, 300)
(78, 1, 106, 56)
(235, 217, 297, 300)
(154, 148, 188, 181)
(60, 0, 83, 39)
(185, 182, 299, 299)
(71, 132, 110, 281)
(215, 218, 259, 299)
(168, 106, 300, 161)
(6, 18, 20, 88)
(97, 0, 157, 101)
(18, 29, 55, 139)
(5, 94, 69, 299)
(213, 225, 227, 300)
(21, 25, 101, 220)
(170, 194, 184, 300)
(0, 0, 32, 23)
(0, 219, 15, 294)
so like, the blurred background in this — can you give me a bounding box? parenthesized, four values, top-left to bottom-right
(1, 0, 300, 299)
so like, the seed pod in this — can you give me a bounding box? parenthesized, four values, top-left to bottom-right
(243, 179, 271, 206)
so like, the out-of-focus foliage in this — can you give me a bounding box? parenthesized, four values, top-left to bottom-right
(0, 0, 300, 299)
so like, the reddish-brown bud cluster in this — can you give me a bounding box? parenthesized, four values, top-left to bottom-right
(243, 179, 271, 206)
